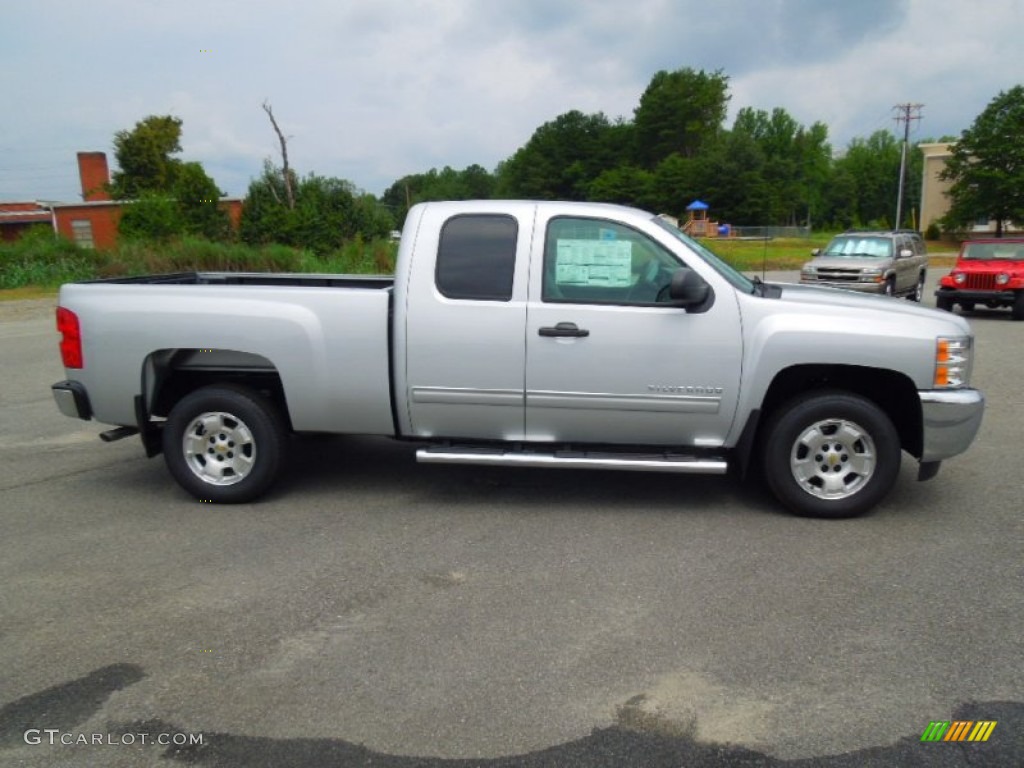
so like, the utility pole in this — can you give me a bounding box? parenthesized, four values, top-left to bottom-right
(893, 103, 924, 229)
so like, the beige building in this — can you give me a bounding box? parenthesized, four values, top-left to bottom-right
(919, 142, 1020, 235)
(919, 143, 954, 233)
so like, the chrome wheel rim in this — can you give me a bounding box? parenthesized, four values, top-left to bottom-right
(182, 411, 256, 486)
(789, 418, 876, 500)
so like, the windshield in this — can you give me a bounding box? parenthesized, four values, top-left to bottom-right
(963, 242, 1024, 260)
(821, 236, 893, 258)
(651, 216, 755, 294)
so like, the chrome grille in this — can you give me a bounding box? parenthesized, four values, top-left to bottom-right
(815, 270, 860, 282)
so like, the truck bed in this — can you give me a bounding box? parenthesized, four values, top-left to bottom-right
(58, 274, 397, 436)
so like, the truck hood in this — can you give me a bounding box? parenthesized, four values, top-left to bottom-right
(774, 281, 972, 333)
(954, 259, 1024, 273)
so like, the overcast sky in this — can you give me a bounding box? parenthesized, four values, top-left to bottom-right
(3, 0, 1023, 203)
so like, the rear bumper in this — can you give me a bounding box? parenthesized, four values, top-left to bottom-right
(52, 380, 92, 420)
(918, 388, 984, 463)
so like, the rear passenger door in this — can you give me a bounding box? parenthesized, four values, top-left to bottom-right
(402, 207, 532, 441)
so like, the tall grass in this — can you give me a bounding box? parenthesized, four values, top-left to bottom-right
(0, 230, 399, 290)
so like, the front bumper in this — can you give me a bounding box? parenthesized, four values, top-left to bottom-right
(918, 388, 984, 463)
(52, 380, 92, 420)
(934, 288, 1016, 305)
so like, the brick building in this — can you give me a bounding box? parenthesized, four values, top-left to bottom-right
(0, 152, 242, 249)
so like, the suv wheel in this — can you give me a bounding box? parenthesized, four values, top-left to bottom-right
(907, 272, 925, 302)
(883, 277, 896, 297)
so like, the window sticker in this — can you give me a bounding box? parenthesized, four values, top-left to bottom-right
(555, 239, 632, 287)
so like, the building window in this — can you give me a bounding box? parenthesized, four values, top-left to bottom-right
(70, 220, 94, 249)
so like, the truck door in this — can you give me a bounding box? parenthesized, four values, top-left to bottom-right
(401, 207, 532, 440)
(524, 213, 742, 447)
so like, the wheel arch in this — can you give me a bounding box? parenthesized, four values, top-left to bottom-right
(143, 348, 292, 430)
(736, 364, 922, 472)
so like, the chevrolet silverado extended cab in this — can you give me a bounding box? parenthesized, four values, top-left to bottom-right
(52, 201, 985, 518)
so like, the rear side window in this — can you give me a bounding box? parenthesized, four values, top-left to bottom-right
(436, 215, 517, 301)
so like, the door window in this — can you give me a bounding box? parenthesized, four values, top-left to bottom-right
(436, 214, 517, 301)
(542, 217, 681, 304)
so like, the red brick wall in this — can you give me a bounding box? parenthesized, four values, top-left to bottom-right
(77, 153, 112, 201)
(53, 205, 122, 249)
(221, 199, 243, 230)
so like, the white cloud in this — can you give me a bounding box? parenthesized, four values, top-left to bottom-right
(3, 0, 1022, 201)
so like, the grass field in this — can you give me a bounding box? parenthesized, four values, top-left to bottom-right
(0, 230, 959, 301)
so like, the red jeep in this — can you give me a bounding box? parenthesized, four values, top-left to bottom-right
(936, 238, 1024, 320)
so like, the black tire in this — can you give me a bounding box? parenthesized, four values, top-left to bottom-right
(163, 385, 288, 503)
(907, 272, 925, 302)
(761, 391, 901, 519)
(935, 293, 954, 312)
(883, 277, 896, 297)
(960, 301, 975, 313)
(1012, 292, 1024, 321)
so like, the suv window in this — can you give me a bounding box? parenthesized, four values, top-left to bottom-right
(543, 217, 682, 304)
(822, 236, 893, 258)
(436, 215, 517, 301)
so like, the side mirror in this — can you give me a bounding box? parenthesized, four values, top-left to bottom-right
(668, 268, 711, 310)
(899, 248, 913, 259)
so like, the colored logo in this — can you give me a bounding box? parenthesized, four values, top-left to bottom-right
(920, 720, 997, 742)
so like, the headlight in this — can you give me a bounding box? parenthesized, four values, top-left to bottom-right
(996, 273, 1010, 285)
(953, 272, 966, 285)
(934, 337, 972, 388)
(859, 268, 883, 283)
(802, 266, 817, 276)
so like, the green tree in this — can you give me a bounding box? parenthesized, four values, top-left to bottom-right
(382, 164, 498, 225)
(111, 115, 231, 241)
(110, 115, 185, 198)
(587, 165, 654, 207)
(174, 161, 230, 240)
(632, 68, 730, 168)
(827, 131, 902, 228)
(941, 85, 1024, 236)
(496, 110, 624, 199)
(241, 166, 392, 253)
(117, 193, 185, 241)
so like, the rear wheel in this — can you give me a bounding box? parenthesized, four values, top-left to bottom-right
(761, 391, 901, 519)
(163, 385, 287, 503)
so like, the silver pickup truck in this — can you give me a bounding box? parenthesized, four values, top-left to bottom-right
(52, 201, 984, 518)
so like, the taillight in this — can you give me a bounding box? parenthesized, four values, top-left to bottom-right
(56, 307, 83, 369)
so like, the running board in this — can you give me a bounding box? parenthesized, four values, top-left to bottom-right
(416, 445, 728, 475)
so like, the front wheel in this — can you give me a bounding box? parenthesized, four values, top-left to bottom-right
(936, 293, 954, 312)
(761, 391, 901, 519)
(1013, 291, 1024, 321)
(883, 278, 896, 297)
(163, 385, 288, 503)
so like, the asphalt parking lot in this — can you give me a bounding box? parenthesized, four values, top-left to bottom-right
(1, 271, 1021, 767)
